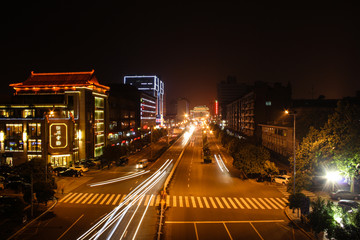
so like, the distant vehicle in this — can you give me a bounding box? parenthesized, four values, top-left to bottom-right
(52, 167, 68, 176)
(273, 175, 291, 185)
(0, 195, 29, 224)
(330, 190, 360, 200)
(136, 159, 148, 169)
(70, 165, 89, 173)
(59, 169, 81, 177)
(338, 200, 359, 212)
(116, 156, 129, 166)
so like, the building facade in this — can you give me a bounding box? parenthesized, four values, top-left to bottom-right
(0, 70, 109, 167)
(123, 75, 164, 125)
(258, 124, 294, 157)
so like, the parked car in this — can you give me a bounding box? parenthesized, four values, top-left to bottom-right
(59, 169, 81, 177)
(5, 175, 25, 190)
(330, 190, 360, 200)
(338, 200, 359, 212)
(0, 195, 29, 224)
(116, 156, 129, 166)
(70, 165, 89, 173)
(273, 175, 291, 185)
(80, 160, 96, 168)
(52, 167, 68, 176)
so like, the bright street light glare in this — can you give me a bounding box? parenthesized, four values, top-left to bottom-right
(326, 171, 341, 183)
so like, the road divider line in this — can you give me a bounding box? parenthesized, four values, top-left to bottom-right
(258, 198, 271, 209)
(227, 198, 237, 209)
(250, 222, 264, 240)
(209, 197, 217, 208)
(82, 193, 94, 204)
(87, 193, 99, 204)
(234, 198, 244, 209)
(113, 194, 121, 205)
(93, 194, 104, 204)
(246, 198, 258, 209)
(191, 196, 197, 208)
(57, 214, 84, 240)
(203, 197, 210, 208)
(215, 197, 224, 208)
(264, 198, 278, 209)
(223, 223, 233, 240)
(221, 197, 231, 209)
(252, 198, 265, 209)
(69, 193, 83, 204)
(106, 194, 116, 205)
(240, 198, 251, 209)
(76, 193, 88, 204)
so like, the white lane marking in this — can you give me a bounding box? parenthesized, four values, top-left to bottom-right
(185, 196, 190, 207)
(221, 197, 231, 209)
(173, 196, 177, 207)
(234, 198, 244, 209)
(240, 198, 251, 209)
(264, 198, 278, 209)
(209, 197, 217, 208)
(258, 198, 271, 209)
(215, 197, 224, 209)
(246, 198, 258, 209)
(227, 198, 238, 209)
(191, 196, 197, 208)
(252, 198, 265, 209)
(197, 197, 204, 208)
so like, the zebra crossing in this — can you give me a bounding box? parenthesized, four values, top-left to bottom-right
(58, 192, 288, 210)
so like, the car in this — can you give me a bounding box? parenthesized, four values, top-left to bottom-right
(330, 190, 360, 200)
(116, 156, 129, 166)
(70, 165, 89, 173)
(52, 167, 68, 176)
(58, 169, 81, 177)
(338, 200, 359, 212)
(5, 175, 25, 190)
(0, 195, 29, 224)
(136, 159, 148, 169)
(81, 160, 96, 168)
(273, 175, 291, 185)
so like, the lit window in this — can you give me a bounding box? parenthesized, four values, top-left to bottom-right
(265, 101, 272, 106)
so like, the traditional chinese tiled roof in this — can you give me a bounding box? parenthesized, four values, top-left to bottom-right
(10, 70, 109, 91)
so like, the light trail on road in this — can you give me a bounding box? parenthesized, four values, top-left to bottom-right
(77, 159, 173, 240)
(214, 154, 229, 173)
(88, 170, 150, 187)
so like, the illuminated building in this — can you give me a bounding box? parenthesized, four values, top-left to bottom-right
(0, 70, 109, 167)
(123, 75, 164, 125)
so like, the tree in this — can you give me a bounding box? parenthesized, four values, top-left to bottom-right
(264, 160, 279, 176)
(308, 197, 335, 239)
(233, 144, 270, 175)
(288, 192, 310, 217)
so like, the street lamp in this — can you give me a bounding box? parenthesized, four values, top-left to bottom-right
(326, 171, 341, 192)
(285, 110, 296, 194)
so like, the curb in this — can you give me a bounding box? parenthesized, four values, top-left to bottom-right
(284, 206, 314, 240)
(7, 198, 58, 240)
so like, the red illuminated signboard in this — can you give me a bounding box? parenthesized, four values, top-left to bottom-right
(49, 123, 68, 149)
(215, 100, 218, 115)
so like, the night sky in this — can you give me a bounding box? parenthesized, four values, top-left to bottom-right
(1, 2, 359, 111)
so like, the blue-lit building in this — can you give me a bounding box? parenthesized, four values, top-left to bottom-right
(123, 75, 164, 125)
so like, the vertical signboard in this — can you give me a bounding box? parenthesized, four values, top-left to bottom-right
(215, 100, 218, 115)
(49, 123, 68, 149)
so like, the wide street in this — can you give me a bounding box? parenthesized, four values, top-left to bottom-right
(163, 128, 309, 240)
(9, 126, 309, 240)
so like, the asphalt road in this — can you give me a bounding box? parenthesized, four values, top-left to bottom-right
(10, 134, 188, 240)
(163, 129, 309, 240)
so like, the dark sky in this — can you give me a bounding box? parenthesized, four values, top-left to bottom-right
(1, 2, 359, 111)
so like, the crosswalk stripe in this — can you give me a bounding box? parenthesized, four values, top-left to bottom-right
(143, 195, 150, 206)
(149, 195, 155, 206)
(282, 197, 289, 203)
(155, 195, 161, 206)
(106, 194, 116, 205)
(59, 193, 75, 203)
(64, 193, 79, 203)
(173, 196, 177, 207)
(76, 193, 88, 204)
(87, 193, 99, 204)
(166, 195, 170, 206)
(264, 198, 278, 209)
(221, 197, 231, 209)
(269, 198, 284, 209)
(234, 198, 244, 209)
(209, 197, 217, 208)
(203, 197, 210, 208)
(215, 197, 224, 208)
(93, 194, 104, 204)
(240, 198, 251, 209)
(179, 196, 183, 207)
(82, 193, 94, 204)
(191, 196, 197, 208)
(69, 193, 84, 203)
(185, 196, 190, 207)
(197, 197, 204, 208)
(120, 194, 127, 204)
(227, 198, 238, 209)
(245, 198, 257, 209)
(113, 194, 121, 205)
(100, 194, 110, 205)
(252, 198, 265, 209)
(258, 198, 271, 209)
(277, 198, 287, 205)
(138, 196, 144, 206)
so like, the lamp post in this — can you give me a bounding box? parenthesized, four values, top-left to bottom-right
(285, 110, 296, 194)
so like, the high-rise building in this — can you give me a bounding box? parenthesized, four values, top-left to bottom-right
(124, 75, 164, 125)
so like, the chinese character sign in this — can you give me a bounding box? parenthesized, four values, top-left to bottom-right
(50, 123, 68, 149)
